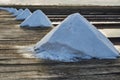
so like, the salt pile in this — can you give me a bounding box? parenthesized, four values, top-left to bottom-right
(16, 8, 32, 20)
(20, 10, 52, 28)
(34, 13, 119, 62)
(0, 7, 3, 10)
(0, 7, 7, 10)
(13, 9, 24, 16)
(12, 8, 18, 14)
(3, 8, 17, 14)
(0, 7, 16, 13)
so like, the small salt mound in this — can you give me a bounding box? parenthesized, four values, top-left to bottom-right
(0, 7, 17, 14)
(34, 13, 119, 62)
(10, 8, 17, 14)
(16, 8, 32, 20)
(5, 8, 10, 10)
(20, 10, 52, 28)
(0, 7, 2, 9)
(13, 9, 24, 16)
(0, 7, 7, 10)
(4, 8, 17, 14)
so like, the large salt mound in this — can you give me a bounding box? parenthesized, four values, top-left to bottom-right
(34, 13, 119, 62)
(16, 8, 32, 20)
(20, 10, 52, 28)
(13, 9, 24, 16)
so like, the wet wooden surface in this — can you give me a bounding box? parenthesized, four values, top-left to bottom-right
(0, 10, 120, 80)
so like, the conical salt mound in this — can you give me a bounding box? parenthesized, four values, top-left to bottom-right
(13, 9, 24, 16)
(34, 13, 119, 62)
(16, 8, 32, 20)
(11, 8, 17, 14)
(20, 10, 52, 27)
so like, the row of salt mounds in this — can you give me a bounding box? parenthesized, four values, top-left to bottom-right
(20, 10, 52, 28)
(0, 7, 4, 10)
(8, 8, 17, 14)
(34, 13, 119, 62)
(1, 8, 17, 14)
(1, 8, 18, 16)
(0, 7, 10, 11)
(16, 8, 32, 20)
(13, 9, 24, 16)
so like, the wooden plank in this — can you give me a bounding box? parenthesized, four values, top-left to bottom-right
(100, 29, 120, 37)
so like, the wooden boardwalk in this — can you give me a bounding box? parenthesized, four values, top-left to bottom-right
(0, 10, 120, 80)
